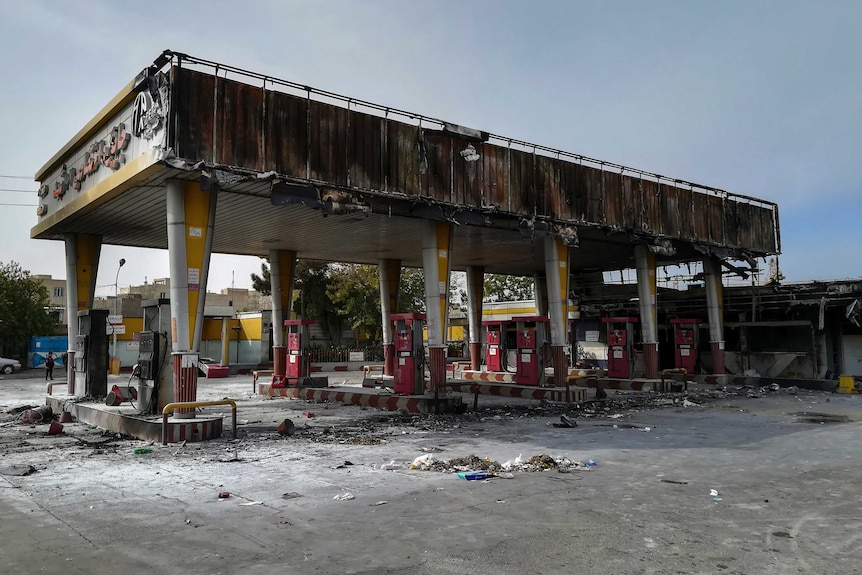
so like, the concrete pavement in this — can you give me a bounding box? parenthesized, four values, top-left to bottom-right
(2, 369, 861, 574)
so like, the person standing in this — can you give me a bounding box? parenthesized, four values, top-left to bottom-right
(45, 352, 55, 381)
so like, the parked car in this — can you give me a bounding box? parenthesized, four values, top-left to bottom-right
(0, 357, 22, 374)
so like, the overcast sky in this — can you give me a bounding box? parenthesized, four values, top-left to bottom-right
(1, 0, 860, 296)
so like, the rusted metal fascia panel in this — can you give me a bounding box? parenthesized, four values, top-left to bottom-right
(159, 52, 780, 255)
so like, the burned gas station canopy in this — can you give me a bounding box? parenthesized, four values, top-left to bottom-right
(32, 50, 779, 275)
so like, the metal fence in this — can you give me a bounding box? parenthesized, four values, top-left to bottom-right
(306, 347, 377, 363)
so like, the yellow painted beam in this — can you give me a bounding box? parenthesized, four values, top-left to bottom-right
(182, 181, 214, 349)
(74, 234, 101, 310)
(31, 150, 162, 239)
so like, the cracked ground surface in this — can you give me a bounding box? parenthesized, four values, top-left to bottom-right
(2, 369, 862, 574)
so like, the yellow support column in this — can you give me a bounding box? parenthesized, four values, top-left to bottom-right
(544, 237, 570, 386)
(64, 233, 102, 393)
(422, 221, 453, 393)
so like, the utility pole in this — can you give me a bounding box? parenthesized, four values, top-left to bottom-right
(112, 258, 126, 368)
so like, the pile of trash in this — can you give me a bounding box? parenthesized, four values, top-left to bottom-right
(404, 453, 595, 474)
(501, 454, 595, 473)
(410, 454, 504, 473)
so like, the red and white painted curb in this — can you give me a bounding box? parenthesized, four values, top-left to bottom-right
(445, 381, 587, 402)
(258, 384, 461, 414)
(163, 418, 223, 444)
(460, 370, 516, 383)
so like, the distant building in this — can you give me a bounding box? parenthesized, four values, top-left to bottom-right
(32, 274, 69, 329)
(120, 278, 270, 312)
(33, 273, 270, 330)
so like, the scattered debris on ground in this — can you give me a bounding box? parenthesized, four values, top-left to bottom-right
(405, 453, 595, 474)
(276, 419, 296, 436)
(792, 412, 850, 424)
(0, 463, 36, 476)
(552, 414, 578, 428)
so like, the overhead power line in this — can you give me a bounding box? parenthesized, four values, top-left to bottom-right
(0, 188, 37, 193)
(0, 202, 37, 207)
(0, 174, 32, 179)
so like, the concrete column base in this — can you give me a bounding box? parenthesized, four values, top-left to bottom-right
(643, 343, 659, 379)
(172, 352, 199, 418)
(383, 343, 395, 376)
(429, 346, 446, 395)
(551, 345, 568, 388)
(711, 341, 726, 374)
(273, 345, 287, 378)
(469, 342, 482, 372)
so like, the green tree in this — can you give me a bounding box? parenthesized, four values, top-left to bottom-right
(0, 262, 55, 358)
(293, 260, 345, 342)
(483, 274, 534, 302)
(398, 267, 426, 313)
(250, 260, 271, 296)
(327, 264, 381, 340)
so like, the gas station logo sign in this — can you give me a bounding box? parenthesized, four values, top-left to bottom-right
(132, 72, 169, 140)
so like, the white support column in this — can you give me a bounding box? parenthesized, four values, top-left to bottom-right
(378, 259, 401, 376)
(64, 235, 78, 392)
(635, 245, 659, 378)
(422, 220, 453, 392)
(166, 181, 191, 352)
(269, 249, 296, 384)
(544, 237, 569, 385)
(703, 255, 726, 373)
(270, 252, 284, 348)
(465, 266, 485, 371)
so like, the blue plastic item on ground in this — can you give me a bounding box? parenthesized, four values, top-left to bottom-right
(457, 471, 490, 481)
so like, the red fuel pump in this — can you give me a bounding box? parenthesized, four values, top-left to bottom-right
(285, 319, 315, 381)
(511, 316, 548, 386)
(391, 313, 426, 395)
(482, 320, 509, 372)
(602, 317, 638, 378)
(670, 319, 700, 374)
